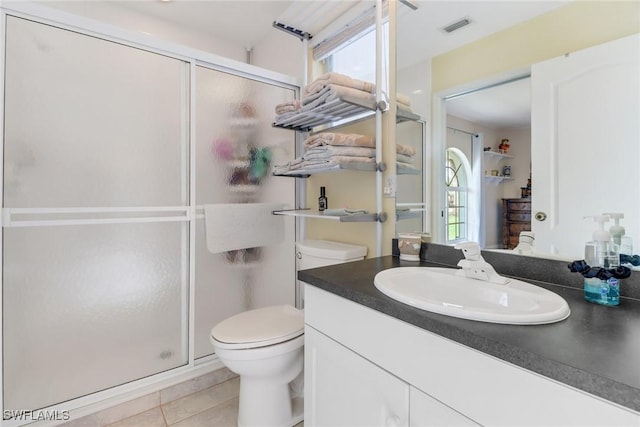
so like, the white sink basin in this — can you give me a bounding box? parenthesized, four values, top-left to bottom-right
(374, 267, 570, 325)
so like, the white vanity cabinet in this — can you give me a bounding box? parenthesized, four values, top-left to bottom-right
(305, 325, 474, 427)
(409, 387, 479, 427)
(303, 283, 640, 426)
(305, 326, 409, 426)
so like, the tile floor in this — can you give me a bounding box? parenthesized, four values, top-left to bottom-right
(62, 369, 304, 427)
(107, 377, 241, 427)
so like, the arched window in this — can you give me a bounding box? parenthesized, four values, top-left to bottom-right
(445, 148, 469, 243)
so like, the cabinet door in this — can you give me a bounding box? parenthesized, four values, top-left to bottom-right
(410, 387, 479, 427)
(305, 326, 409, 426)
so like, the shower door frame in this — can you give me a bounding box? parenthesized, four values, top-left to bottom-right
(0, 3, 300, 425)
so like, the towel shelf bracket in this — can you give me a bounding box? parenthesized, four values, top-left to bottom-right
(376, 162, 387, 172)
(377, 212, 388, 223)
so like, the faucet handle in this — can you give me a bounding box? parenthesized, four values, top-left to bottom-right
(454, 242, 485, 261)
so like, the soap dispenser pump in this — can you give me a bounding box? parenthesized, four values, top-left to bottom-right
(584, 215, 619, 268)
(604, 213, 633, 255)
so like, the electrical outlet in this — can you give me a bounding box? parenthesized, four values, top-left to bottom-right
(383, 176, 396, 197)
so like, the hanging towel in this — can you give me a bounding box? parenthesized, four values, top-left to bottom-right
(204, 203, 285, 254)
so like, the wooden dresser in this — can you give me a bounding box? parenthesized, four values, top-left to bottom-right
(502, 198, 531, 249)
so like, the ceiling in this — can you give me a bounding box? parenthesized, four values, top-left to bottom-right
(52, 0, 570, 128)
(445, 77, 532, 129)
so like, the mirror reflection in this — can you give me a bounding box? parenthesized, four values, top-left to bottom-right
(395, 0, 639, 262)
(444, 77, 532, 251)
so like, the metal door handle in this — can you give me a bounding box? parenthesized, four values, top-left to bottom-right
(535, 212, 547, 221)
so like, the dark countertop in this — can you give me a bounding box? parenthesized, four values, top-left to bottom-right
(299, 255, 640, 413)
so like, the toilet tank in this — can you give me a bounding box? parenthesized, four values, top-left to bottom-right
(296, 239, 367, 270)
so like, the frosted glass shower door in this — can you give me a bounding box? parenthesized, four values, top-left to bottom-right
(193, 65, 296, 358)
(2, 17, 190, 411)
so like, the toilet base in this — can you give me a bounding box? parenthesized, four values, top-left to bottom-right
(237, 378, 303, 427)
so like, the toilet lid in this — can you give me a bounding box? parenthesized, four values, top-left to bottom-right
(211, 305, 304, 349)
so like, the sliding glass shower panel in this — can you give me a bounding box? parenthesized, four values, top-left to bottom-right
(193, 65, 296, 358)
(2, 16, 190, 410)
(3, 222, 188, 411)
(3, 16, 189, 208)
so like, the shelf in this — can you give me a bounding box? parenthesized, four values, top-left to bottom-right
(483, 151, 513, 160)
(273, 162, 378, 178)
(272, 208, 381, 222)
(397, 163, 421, 175)
(484, 176, 514, 184)
(396, 208, 425, 221)
(273, 93, 378, 132)
(396, 108, 423, 123)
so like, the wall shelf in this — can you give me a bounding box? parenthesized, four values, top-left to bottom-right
(272, 208, 382, 223)
(483, 151, 513, 160)
(484, 176, 514, 184)
(396, 108, 423, 123)
(273, 162, 379, 178)
(396, 208, 425, 221)
(273, 94, 379, 132)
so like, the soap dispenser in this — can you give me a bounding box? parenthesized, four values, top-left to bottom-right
(583, 215, 620, 306)
(604, 213, 633, 256)
(584, 215, 619, 268)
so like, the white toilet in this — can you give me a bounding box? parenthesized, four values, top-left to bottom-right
(210, 239, 367, 427)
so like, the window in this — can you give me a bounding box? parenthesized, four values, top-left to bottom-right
(325, 22, 389, 95)
(445, 148, 469, 243)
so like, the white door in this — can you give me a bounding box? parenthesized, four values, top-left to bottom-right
(305, 326, 409, 426)
(531, 34, 640, 258)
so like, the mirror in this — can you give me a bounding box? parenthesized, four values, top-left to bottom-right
(444, 76, 532, 251)
(395, 117, 426, 234)
(394, 1, 639, 262)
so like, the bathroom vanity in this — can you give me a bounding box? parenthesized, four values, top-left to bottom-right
(300, 255, 640, 426)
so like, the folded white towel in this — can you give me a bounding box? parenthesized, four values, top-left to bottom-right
(322, 208, 369, 216)
(397, 152, 414, 164)
(301, 84, 376, 111)
(304, 72, 375, 96)
(397, 162, 420, 174)
(397, 93, 412, 107)
(304, 145, 377, 160)
(275, 100, 301, 114)
(304, 132, 375, 149)
(396, 143, 416, 156)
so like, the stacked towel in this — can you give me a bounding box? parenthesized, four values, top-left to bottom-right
(273, 132, 376, 174)
(303, 72, 375, 97)
(274, 73, 377, 126)
(397, 92, 414, 113)
(396, 140, 419, 173)
(272, 131, 420, 175)
(301, 84, 376, 112)
(304, 132, 375, 149)
(275, 100, 300, 114)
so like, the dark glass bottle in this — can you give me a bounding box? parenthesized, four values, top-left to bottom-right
(318, 186, 328, 212)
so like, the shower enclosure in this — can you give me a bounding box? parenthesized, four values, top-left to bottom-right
(1, 12, 296, 418)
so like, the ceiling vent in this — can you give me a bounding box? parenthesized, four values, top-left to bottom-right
(441, 17, 472, 34)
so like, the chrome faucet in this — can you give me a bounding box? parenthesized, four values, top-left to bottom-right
(454, 242, 510, 285)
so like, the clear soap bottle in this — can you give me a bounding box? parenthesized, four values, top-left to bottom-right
(583, 215, 620, 306)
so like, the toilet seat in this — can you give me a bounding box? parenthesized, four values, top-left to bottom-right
(210, 305, 304, 350)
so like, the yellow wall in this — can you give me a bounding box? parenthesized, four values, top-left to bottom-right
(432, 1, 640, 92)
(304, 118, 396, 258)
